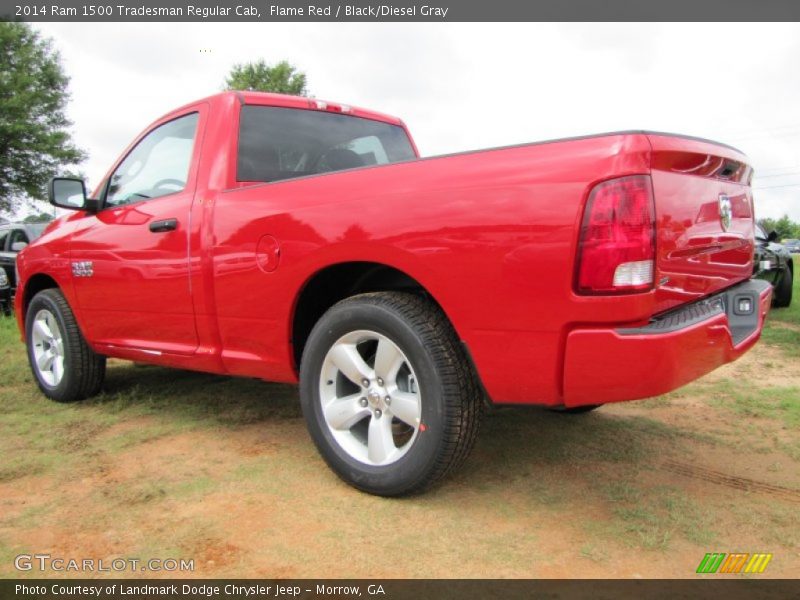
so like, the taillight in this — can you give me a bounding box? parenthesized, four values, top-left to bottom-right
(575, 175, 656, 294)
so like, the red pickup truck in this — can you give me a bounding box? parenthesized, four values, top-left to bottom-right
(16, 92, 771, 495)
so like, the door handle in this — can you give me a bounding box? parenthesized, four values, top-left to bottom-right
(149, 218, 178, 233)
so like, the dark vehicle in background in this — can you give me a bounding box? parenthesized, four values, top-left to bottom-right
(0, 267, 9, 315)
(754, 224, 793, 307)
(784, 239, 800, 254)
(0, 223, 47, 293)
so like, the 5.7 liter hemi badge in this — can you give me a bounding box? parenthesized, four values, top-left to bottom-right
(71, 261, 94, 277)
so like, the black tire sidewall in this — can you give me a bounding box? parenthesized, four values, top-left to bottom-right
(300, 299, 449, 496)
(774, 267, 793, 307)
(25, 291, 77, 402)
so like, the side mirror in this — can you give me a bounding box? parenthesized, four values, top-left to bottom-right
(48, 177, 99, 212)
(10, 241, 27, 252)
(767, 230, 779, 243)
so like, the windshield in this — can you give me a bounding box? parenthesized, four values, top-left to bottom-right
(237, 106, 416, 183)
(28, 224, 46, 239)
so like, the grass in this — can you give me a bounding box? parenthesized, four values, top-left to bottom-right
(1, 272, 799, 576)
(768, 256, 799, 327)
(761, 260, 800, 355)
(0, 316, 299, 487)
(761, 326, 800, 357)
(680, 376, 800, 460)
(698, 380, 800, 427)
(588, 477, 718, 550)
(729, 500, 800, 549)
(579, 544, 610, 563)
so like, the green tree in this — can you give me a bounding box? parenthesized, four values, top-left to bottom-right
(758, 217, 779, 235)
(224, 59, 308, 95)
(23, 212, 54, 223)
(758, 214, 800, 240)
(0, 22, 85, 212)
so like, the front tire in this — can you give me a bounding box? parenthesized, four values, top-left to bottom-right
(299, 292, 483, 496)
(773, 266, 793, 308)
(25, 288, 106, 403)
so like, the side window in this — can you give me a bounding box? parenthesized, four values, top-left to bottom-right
(0, 230, 8, 252)
(105, 113, 199, 208)
(9, 230, 29, 248)
(755, 225, 767, 241)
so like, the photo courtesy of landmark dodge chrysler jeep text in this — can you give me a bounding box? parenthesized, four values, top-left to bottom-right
(15, 92, 771, 496)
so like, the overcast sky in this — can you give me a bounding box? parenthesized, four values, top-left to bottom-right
(29, 22, 800, 221)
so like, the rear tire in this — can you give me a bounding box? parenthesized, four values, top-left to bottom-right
(299, 292, 484, 496)
(25, 289, 106, 403)
(773, 266, 793, 308)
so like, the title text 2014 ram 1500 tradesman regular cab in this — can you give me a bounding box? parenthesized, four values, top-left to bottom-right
(16, 92, 772, 495)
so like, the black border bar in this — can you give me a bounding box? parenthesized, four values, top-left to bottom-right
(3, 0, 800, 22)
(3, 579, 799, 600)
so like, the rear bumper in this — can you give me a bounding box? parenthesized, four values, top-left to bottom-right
(563, 279, 772, 407)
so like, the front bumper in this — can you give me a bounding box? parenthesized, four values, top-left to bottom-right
(562, 279, 772, 407)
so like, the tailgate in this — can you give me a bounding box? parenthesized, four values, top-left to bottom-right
(647, 133, 755, 315)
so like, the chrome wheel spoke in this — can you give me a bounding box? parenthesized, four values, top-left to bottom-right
(324, 393, 370, 430)
(52, 357, 64, 382)
(329, 343, 373, 386)
(367, 415, 396, 464)
(387, 390, 420, 427)
(33, 319, 53, 341)
(37, 350, 53, 371)
(374, 337, 403, 384)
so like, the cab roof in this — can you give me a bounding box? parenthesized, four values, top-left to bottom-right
(172, 91, 405, 127)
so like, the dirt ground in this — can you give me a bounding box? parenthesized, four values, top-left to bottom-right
(1, 315, 799, 579)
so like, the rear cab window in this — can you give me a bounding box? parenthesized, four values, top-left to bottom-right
(237, 106, 416, 183)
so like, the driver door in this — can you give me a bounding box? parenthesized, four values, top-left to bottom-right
(69, 108, 205, 355)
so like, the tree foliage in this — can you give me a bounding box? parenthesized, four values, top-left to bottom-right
(758, 214, 800, 241)
(224, 60, 308, 95)
(0, 22, 84, 212)
(23, 212, 54, 223)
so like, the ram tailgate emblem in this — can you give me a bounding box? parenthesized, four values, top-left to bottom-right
(719, 194, 732, 231)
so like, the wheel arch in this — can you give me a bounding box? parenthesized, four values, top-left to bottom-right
(290, 261, 448, 370)
(20, 273, 61, 325)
